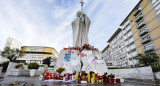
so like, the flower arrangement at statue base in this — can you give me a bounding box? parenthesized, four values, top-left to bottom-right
(15, 63, 24, 69)
(63, 44, 98, 52)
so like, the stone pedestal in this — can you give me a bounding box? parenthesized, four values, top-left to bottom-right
(55, 47, 108, 75)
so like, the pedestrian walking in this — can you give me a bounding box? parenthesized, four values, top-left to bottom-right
(42, 57, 51, 74)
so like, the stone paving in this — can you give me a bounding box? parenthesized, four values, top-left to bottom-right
(0, 76, 160, 86)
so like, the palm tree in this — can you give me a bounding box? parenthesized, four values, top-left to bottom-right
(137, 52, 159, 66)
(1, 47, 24, 62)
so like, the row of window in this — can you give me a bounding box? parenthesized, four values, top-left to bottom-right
(129, 56, 138, 61)
(123, 23, 130, 30)
(110, 45, 126, 57)
(128, 48, 136, 54)
(116, 54, 127, 61)
(110, 32, 123, 45)
(121, 18, 129, 27)
(125, 35, 133, 42)
(126, 42, 134, 48)
(124, 29, 132, 36)
(117, 61, 128, 66)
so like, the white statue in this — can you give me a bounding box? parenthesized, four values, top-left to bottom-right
(71, 11, 91, 47)
(55, 0, 108, 75)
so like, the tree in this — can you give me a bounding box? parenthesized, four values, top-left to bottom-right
(1, 47, 24, 62)
(137, 52, 159, 66)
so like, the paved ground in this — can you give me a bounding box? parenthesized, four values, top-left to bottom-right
(0, 75, 160, 86)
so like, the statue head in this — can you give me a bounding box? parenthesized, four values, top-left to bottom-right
(77, 11, 83, 17)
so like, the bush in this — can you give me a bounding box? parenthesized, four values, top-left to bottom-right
(152, 66, 160, 72)
(56, 67, 65, 74)
(22, 62, 28, 65)
(28, 63, 39, 69)
(0, 64, 3, 67)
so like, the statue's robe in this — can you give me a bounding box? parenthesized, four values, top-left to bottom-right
(72, 13, 91, 47)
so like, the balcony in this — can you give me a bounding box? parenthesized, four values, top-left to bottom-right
(134, 8, 142, 16)
(137, 22, 146, 29)
(135, 15, 143, 22)
(141, 37, 151, 44)
(139, 29, 148, 36)
(143, 46, 154, 52)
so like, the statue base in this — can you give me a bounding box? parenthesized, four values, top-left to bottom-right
(55, 44, 108, 75)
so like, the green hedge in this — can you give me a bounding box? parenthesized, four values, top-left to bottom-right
(152, 66, 160, 72)
(28, 63, 39, 69)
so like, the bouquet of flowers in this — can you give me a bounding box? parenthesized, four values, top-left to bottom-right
(15, 64, 24, 69)
(63, 44, 99, 52)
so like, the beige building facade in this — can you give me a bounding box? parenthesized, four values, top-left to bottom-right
(17, 46, 59, 65)
(102, 0, 160, 67)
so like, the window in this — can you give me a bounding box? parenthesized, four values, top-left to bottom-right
(125, 35, 133, 42)
(152, 0, 158, 5)
(134, 5, 141, 12)
(131, 49, 136, 53)
(142, 34, 151, 40)
(140, 26, 148, 31)
(107, 63, 113, 66)
(128, 51, 131, 54)
(123, 23, 130, 30)
(135, 12, 143, 19)
(126, 23, 130, 28)
(133, 56, 138, 60)
(130, 42, 134, 46)
(158, 14, 160, 20)
(123, 55, 126, 58)
(126, 45, 130, 48)
(126, 42, 134, 48)
(124, 29, 131, 36)
(155, 4, 160, 14)
(124, 33, 127, 36)
(129, 58, 132, 61)
(137, 19, 145, 26)
(120, 37, 123, 40)
(128, 35, 133, 40)
(128, 48, 136, 54)
(152, 0, 160, 6)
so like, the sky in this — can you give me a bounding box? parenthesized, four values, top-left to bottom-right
(0, 0, 140, 52)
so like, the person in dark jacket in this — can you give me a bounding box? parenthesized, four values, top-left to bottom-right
(45, 57, 51, 66)
(42, 57, 51, 74)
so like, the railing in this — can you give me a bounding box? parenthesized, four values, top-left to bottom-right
(134, 8, 142, 16)
(141, 37, 151, 44)
(135, 15, 143, 22)
(143, 46, 154, 52)
(137, 21, 146, 29)
(139, 29, 148, 36)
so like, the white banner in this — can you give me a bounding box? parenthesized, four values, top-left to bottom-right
(96, 59, 104, 64)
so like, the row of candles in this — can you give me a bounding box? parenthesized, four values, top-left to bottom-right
(43, 71, 121, 83)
